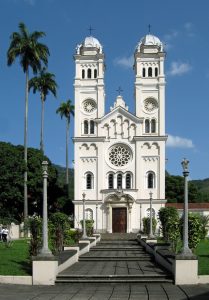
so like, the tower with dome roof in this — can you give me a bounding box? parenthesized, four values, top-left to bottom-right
(73, 33, 167, 233)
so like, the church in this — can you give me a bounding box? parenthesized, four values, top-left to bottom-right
(73, 32, 167, 233)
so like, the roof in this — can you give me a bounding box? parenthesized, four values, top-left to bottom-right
(166, 203, 209, 210)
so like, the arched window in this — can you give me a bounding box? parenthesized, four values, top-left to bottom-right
(85, 208, 93, 220)
(155, 67, 158, 77)
(87, 68, 91, 79)
(148, 67, 152, 77)
(126, 173, 131, 189)
(82, 69, 85, 79)
(117, 174, 122, 189)
(151, 119, 156, 133)
(147, 172, 155, 189)
(84, 120, 89, 134)
(94, 69, 97, 78)
(145, 119, 150, 133)
(108, 174, 114, 189)
(86, 173, 93, 189)
(142, 68, 146, 77)
(90, 120, 94, 134)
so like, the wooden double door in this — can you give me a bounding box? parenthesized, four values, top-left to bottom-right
(112, 207, 127, 233)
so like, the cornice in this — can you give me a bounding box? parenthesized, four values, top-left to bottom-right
(133, 135, 168, 142)
(73, 136, 106, 142)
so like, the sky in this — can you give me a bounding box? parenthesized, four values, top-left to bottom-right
(0, 0, 209, 180)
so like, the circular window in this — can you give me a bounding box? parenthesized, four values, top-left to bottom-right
(144, 98, 158, 112)
(109, 144, 131, 167)
(83, 99, 96, 113)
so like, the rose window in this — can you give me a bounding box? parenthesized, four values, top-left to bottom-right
(144, 98, 158, 112)
(109, 145, 131, 167)
(83, 99, 96, 113)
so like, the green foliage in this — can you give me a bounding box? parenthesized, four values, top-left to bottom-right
(64, 229, 82, 246)
(199, 215, 209, 239)
(181, 213, 203, 250)
(158, 207, 179, 239)
(25, 216, 42, 256)
(0, 142, 64, 220)
(142, 217, 157, 235)
(49, 212, 71, 254)
(195, 238, 209, 275)
(165, 174, 198, 203)
(80, 220, 94, 236)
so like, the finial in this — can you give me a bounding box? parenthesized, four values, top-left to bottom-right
(116, 86, 123, 95)
(148, 24, 151, 34)
(88, 25, 95, 36)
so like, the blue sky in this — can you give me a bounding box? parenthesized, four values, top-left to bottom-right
(0, 0, 209, 179)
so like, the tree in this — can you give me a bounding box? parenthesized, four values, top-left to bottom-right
(0, 142, 57, 221)
(56, 100, 74, 191)
(29, 67, 57, 153)
(165, 174, 198, 203)
(7, 22, 49, 221)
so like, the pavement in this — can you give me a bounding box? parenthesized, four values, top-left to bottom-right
(1, 234, 209, 299)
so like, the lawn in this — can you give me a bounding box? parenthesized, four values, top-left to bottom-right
(0, 239, 31, 275)
(195, 238, 209, 275)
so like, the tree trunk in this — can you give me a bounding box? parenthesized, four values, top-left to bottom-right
(24, 68, 29, 224)
(40, 93, 44, 153)
(66, 118, 69, 187)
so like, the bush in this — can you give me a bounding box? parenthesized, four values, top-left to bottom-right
(25, 216, 42, 256)
(199, 215, 209, 239)
(142, 217, 157, 235)
(49, 212, 71, 254)
(158, 207, 179, 240)
(80, 220, 94, 236)
(64, 229, 82, 246)
(180, 213, 203, 250)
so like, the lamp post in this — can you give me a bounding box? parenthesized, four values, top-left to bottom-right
(180, 158, 192, 256)
(39, 161, 53, 257)
(82, 192, 87, 239)
(149, 191, 155, 239)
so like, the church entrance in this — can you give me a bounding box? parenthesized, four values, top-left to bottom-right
(112, 207, 127, 233)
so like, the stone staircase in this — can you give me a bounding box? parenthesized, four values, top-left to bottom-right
(56, 235, 173, 284)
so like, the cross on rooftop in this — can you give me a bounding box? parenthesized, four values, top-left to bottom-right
(148, 24, 151, 34)
(88, 25, 95, 35)
(116, 86, 123, 95)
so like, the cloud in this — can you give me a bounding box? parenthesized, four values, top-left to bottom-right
(114, 55, 134, 68)
(167, 61, 192, 76)
(167, 135, 194, 149)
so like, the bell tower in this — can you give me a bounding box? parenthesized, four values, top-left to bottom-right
(134, 34, 166, 136)
(74, 35, 105, 137)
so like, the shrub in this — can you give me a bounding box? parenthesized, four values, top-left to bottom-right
(199, 215, 209, 239)
(180, 213, 203, 250)
(49, 212, 71, 254)
(142, 217, 157, 235)
(158, 207, 179, 240)
(80, 220, 94, 236)
(64, 229, 82, 246)
(25, 216, 42, 256)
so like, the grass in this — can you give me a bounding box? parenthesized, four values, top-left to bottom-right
(195, 238, 209, 275)
(0, 239, 31, 275)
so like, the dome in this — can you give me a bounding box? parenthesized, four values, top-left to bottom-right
(136, 34, 163, 51)
(83, 36, 102, 48)
(76, 36, 103, 54)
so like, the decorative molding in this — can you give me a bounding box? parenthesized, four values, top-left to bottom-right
(135, 199, 167, 204)
(143, 156, 159, 162)
(80, 157, 97, 163)
(133, 135, 167, 142)
(73, 137, 106, 142)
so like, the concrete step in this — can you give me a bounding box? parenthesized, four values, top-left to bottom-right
(79, 256, 152, 261)
(91, 247, 144, 251)
(56, 274, 173, 283)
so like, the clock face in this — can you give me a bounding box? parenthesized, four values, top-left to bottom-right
(144, 98, 158, 113)
(83, 99, 96, 113)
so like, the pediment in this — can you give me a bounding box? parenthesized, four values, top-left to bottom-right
(95, 106, 143, 126)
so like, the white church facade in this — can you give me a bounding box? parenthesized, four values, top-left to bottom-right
(73, 33, 167, 233)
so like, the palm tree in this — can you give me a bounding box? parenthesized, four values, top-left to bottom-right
(56, 100, 74, 189)
(7, 22, 49, 222)
(29, 67, 57, 153)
